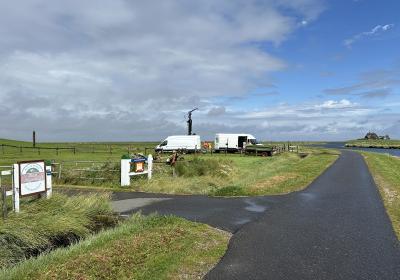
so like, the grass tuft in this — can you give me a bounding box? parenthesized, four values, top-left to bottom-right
(0, 193, 117, 269)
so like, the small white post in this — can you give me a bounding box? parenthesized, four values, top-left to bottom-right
(46, 166, 52, 198)
(121, 159, 131, 186)
(12, 164, 20, 213)
(147, 154, 153, 180)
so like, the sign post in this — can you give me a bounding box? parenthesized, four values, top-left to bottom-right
(121, 155, 153, 186)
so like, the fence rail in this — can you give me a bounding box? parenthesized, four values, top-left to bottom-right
(0, 144, 154, 155)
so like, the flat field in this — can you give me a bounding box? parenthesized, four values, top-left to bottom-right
(346, 139, 400, 149)
(0, 139, 339, 196)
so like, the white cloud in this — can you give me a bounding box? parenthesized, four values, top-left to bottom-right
(316, 99, 356, 109)
(0, 0, 328, 141)
(344, 24, 395, 48)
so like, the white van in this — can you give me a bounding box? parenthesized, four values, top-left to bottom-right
(155, 135, 201, 152)
(214, 133, 258, 152)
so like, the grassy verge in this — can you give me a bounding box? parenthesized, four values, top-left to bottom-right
(134, 148, 339, 196)
(361, 152, 400, 238)
(1, 215, 230, 280)
(346, 139, 400, 149)
(0, 193, 117, 269)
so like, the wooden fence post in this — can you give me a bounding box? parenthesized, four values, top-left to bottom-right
(1, 176, 7, 219)
(58, 163, 62, 179)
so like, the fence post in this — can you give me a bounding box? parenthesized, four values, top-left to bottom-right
(12, 164, 20, 213)
(58, 163, 62, 179)
(121, 159, 131, 186)
(56, 147, 59, 155)
(148, 154, 153, 180)
(1, 144, 4, 154)
(45, 166, 52, 198)
(1, 175, 7, 219)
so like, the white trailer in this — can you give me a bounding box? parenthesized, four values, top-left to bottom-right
(155, 135, 201, 152)
(214, 133, 258, 152)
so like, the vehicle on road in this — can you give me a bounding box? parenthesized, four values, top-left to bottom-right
(155, 135, 201, 153)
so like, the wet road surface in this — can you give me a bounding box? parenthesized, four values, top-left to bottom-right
(112, 151, 400, 279)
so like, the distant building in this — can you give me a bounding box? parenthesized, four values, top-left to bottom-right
(364, 132, 390, 140)
(364, 132, 379, 140)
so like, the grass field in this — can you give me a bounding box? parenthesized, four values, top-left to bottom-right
(1, 215, 230, 280)
(138, 149, 339, 196)
(346, 139, 400, 149)
(362, 152, 400, 238)
(0, 139, 339, 196)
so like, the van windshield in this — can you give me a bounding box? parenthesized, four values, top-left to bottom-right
(249, 139, 259, 145)
(160, 140, 167, 146)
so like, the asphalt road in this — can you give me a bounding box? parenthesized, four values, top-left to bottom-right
(112, 151, 400, 279)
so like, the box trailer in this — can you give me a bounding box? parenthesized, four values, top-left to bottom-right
(214, 133, 258, 152)
(155, 135, 201, 152)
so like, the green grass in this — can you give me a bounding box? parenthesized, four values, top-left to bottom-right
(361, 152, 400, 238)
(0, 215, 230, 280)
(0, 193, 117, 269)
(135, 148, 339, 196)
(1, 139, 339, 196)
(0, 138, 158, 166)
(346, 139, 400, 149)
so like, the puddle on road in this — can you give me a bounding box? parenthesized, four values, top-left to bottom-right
(244, 200, 266, 213)
(299, 192, 316, 201)
(234, 218, 251, 225)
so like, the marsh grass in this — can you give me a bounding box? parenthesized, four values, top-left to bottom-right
(0, 193, 117, 269)
(1, 214, 230, 280)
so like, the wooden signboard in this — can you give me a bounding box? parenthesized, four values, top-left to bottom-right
(18, 160, 47, 196)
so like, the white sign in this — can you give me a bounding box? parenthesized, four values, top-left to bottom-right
(19, 161, 47, 196)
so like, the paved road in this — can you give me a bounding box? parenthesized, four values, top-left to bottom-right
(112, 151, 400, 279)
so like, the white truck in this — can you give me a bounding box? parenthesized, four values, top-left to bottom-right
(155, 135, 201, 153)
(214, 133, 259, 153)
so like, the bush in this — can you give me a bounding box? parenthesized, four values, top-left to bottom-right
(0, 193, 118, 269)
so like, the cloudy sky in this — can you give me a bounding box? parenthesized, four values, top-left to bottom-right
(0, 0, 399, 142)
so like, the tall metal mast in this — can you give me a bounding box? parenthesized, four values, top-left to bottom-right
(187, 108, 198, 135)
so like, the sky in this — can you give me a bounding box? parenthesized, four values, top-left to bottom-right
(0, 0, 399, 142)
